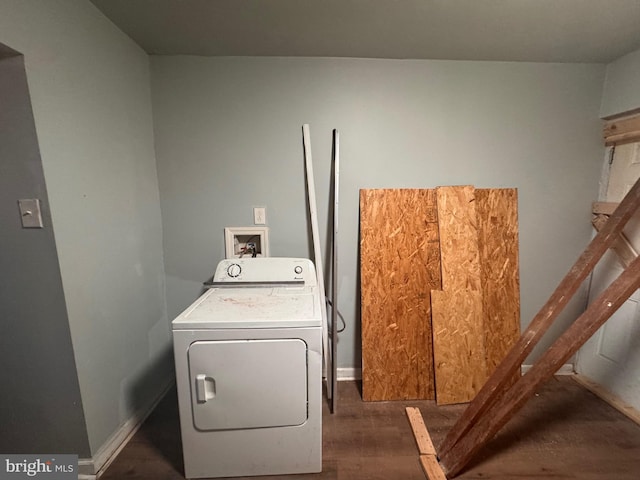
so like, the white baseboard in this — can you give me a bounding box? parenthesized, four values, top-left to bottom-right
(337, 367, 362, 381)
(78, 378, 175, 479)
(521, 363, 574, 375)
(573, 373, 640, 426)
(336, 364, 574, 382)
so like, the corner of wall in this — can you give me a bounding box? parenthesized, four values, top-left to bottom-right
(600, 47, 640, 118)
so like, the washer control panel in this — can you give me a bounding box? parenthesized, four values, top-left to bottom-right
(226, 263, 242, 277)
(212, 258, 317, 286)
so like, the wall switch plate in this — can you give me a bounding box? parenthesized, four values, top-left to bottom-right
(18, 199, 44, 228)
(253, 207, 266, 225)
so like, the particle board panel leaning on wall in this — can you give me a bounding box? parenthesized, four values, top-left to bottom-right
(476, 188, 521, 377)
(360, 189, 441, 401)
(431, 290, 487, 405)
(435, 185, 482, 291)
(431, 186, 488, 405)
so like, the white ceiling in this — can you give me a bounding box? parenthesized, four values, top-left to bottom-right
(90, 0, 640, 63)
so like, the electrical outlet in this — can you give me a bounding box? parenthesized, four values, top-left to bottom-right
(254, 207, 266, 225)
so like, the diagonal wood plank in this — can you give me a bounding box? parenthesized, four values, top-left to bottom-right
(438, 176, 640, 459)
(405, 407, 437, 455)
(406, 406, 448, 480)
(420, 455, 448, 480)
(441, 252, 640, 477)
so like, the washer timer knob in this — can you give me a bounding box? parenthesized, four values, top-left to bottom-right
(294, 265, 303, 274)
(227, 263, 242, 278)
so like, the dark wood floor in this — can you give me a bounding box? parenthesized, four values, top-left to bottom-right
(101, 376, 640, 479)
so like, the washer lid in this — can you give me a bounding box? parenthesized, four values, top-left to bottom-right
(172, 286, 322, 329)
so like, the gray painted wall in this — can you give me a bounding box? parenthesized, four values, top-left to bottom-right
(151, 56, 606, 368)
(0, 54, 91, 457)
(0, 2, 621, 458)
(0, 0, 169, 455)
(601, 46, 640, 118)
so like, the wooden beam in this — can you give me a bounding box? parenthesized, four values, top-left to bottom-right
(604, 114, 640, 146)
(440, 253, 640, 477)
(420, 455, 448, 480)
(437, 176, 640, 459)
(406, 407, 448, 480)
(406, 407, 437, 456)
(593, 201, 619, 216)
(592, 215, 638, 268)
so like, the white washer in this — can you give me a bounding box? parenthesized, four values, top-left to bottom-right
(172, 257, 322, 479)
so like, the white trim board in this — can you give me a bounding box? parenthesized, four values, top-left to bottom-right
(336, 364, 574, 382)
(78, 378, 175, 479)
(573, 373, 640, 426)
(336, 367, 361, 381)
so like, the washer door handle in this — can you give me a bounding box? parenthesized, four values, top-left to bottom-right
(195, 374, 216, 403)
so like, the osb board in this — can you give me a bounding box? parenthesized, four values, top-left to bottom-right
(436, 186, 481, 291)
(476, 188, 521, 377)
(431, 289, 488, 405)
(360, 189, 441, 401)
